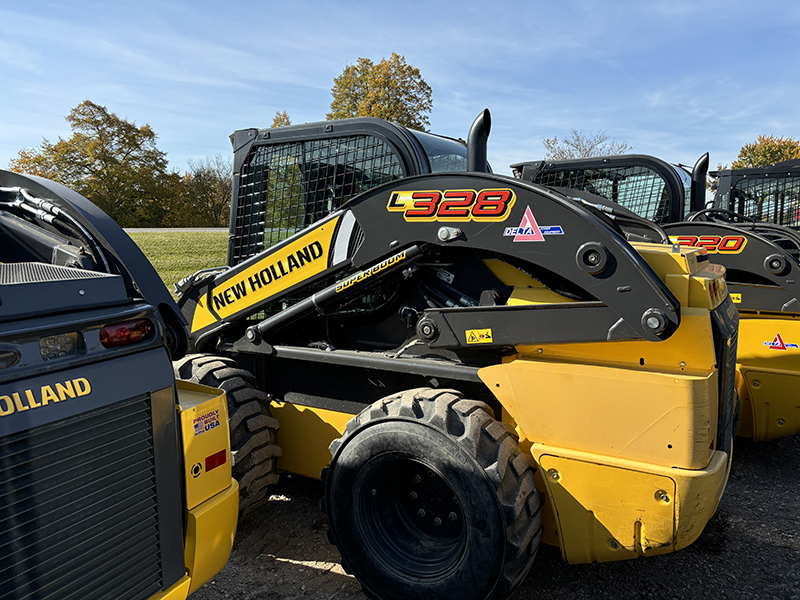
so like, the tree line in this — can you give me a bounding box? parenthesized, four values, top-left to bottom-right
(8, 53, 799, 227)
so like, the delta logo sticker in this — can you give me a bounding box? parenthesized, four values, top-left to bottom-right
(763, 332, 799, 351)
(503, 206, 563, 242)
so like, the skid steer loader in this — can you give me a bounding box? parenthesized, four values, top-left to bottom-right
(712, 159, 800, 230)
(175, 111, 737, 600)
(513, 154, 800, 442)
(0, 170, 239, 599)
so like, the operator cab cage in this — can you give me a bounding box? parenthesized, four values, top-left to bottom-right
(227, 118, 481, 266)
(711, 160, 800, 230)
(511, 154, 708, 224)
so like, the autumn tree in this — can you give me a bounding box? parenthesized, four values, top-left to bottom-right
(9, 100, 180, 227)
(271, 111, 292, 128)
(165, 153, 233, 227)
(732, 135, 800, 168)
(542, 129, 632, 160)
(327, 53, 433, 131)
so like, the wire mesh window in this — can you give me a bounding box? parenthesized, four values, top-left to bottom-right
(535, 166, 671, 223)
(729, 176, 800, 228)
(231, 135, 405, 264)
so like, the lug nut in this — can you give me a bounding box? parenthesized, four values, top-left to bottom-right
(448, 512, 457, 521)
(417, 509, 426, 518)
(409, 491, 418, 500)
(413, 475, 422, 484)
(433, 518, 442, 526)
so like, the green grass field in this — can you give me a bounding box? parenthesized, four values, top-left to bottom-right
(127, 230, 229, 297)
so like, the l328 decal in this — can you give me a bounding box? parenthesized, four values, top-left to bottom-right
(387, 189, 515, 222)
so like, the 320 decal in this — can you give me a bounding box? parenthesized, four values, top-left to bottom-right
(669, 235, 748, 254)
(387, 189, 516, 222)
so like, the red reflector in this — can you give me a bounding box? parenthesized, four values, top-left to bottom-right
(205, 449, 227, 472)
(99, 319, 153, 348)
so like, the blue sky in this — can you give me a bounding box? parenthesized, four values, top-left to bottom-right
(1, 0, 798, 177)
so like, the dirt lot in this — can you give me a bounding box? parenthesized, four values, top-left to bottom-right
(193, 435, 800, 600)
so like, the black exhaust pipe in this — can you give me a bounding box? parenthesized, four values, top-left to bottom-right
(467, 109, 491, 172)
(691, 152, 710, 212)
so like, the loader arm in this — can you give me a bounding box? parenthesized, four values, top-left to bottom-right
(181, 172, 683, 352)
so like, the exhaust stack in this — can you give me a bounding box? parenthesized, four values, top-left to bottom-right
(467, 109, 491, 172)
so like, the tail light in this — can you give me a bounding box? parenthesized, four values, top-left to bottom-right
(100, 319, 153, 348)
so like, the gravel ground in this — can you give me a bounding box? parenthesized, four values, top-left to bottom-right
(193, 434, 800, 600)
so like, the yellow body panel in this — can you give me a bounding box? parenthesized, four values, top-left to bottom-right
(144, 382, 238, 600)
(184, 480, 240, 594)
(735, 314, 800, 440)
(533, 445, 729, 564)
(480, 358, 717, 470)
(147, 576, 192, 600)
(271, 401, 353, 479)
(177, 380, 234, 510)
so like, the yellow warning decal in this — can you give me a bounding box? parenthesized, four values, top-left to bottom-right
(466, 329, 493, 344)
(191, 216, 340, 332)
(730, 293, 741, 304)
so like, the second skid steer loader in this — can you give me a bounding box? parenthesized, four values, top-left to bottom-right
(175, 111, 737, 600)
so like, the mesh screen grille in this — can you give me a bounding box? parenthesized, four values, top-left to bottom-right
(535, 166, 673, 223)
(0, 263, 110, 285)
(728, 176, 800, 228)
(232, 135, 404, 265)
(0, 396, 163, 600)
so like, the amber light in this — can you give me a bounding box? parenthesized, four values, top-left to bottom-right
(99, 319, 153, 348)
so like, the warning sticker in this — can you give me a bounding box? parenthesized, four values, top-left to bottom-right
(193, 409, 221, 436)
(466, 329, 493, 344)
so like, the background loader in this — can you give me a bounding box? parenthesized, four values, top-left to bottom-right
(514, 154, 800, 442)
(175, 111, 737, 600)
(0, 170, 238, 600)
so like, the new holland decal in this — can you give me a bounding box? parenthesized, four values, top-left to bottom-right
(191, 216, 341, 332)
(503, 206, 563, 242)
(763, 332, 799, 351)
(387, 189, 516, 222)
(0, 377, 91, 417)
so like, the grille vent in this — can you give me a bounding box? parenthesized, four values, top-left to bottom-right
(0, 263, 110, 285)
(0, 396, 163, 600)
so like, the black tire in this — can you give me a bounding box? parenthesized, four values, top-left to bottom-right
(321, 388, 542, 600)
(174, 354, 281, 519)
